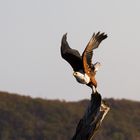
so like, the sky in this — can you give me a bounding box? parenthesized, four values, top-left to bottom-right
(0, 0, 140, 101)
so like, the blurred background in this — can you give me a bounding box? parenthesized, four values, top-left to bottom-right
(0, 0, 140, 101)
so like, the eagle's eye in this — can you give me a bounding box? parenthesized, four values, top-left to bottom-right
(73, 72, 78, 76)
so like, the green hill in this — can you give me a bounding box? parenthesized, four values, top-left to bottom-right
(0, 91, 139, 140)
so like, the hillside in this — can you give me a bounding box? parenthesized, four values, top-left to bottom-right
(0, 91, 139, 140)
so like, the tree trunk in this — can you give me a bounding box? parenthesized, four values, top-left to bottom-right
(72, 92, 110, 140)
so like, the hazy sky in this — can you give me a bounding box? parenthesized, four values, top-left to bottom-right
(0, 0, 140, 101)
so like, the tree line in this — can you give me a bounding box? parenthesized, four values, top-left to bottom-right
(0, 91, 139, 140)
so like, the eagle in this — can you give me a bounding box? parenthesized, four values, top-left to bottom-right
(61, 32, 107, 93)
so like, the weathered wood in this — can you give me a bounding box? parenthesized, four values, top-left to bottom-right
(72, 92, 110, 140)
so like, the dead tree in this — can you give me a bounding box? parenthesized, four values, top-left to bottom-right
(72, 92, 110, 140)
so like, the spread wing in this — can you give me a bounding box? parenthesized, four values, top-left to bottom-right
(61, 33, 83, 71)
(82, 32, 107, 74)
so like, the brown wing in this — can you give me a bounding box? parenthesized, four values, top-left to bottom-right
(82, 32, 107, 74)
(61, 33, 83, 71)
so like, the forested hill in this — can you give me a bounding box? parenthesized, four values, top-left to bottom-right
(0, 91, 140, 140)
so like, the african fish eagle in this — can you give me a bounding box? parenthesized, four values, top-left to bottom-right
(61, 32, 107, 93)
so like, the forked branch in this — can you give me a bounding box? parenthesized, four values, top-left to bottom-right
(72, 92, 110, 140)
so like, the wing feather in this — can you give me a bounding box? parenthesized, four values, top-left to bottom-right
(82, 32, 107, 74)
(61, 33, 83, 71)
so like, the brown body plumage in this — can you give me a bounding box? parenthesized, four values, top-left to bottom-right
(82, 32, 107, 91)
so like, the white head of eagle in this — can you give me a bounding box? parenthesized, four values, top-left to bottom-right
(73, 72, 90, 84)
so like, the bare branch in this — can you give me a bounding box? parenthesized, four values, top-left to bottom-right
(72, 93, 110, 140)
